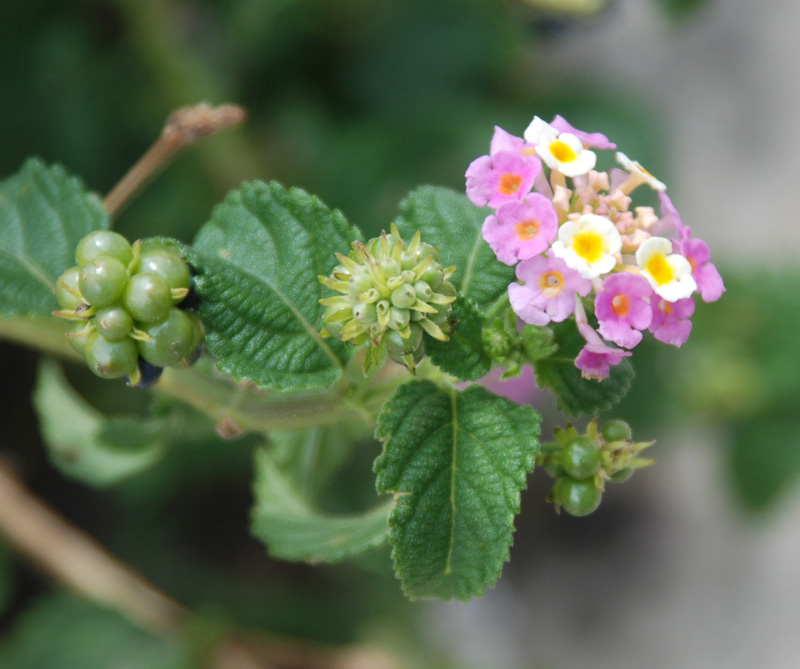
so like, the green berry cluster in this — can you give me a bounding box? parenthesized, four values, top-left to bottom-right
(54, 230, 204, 387)
(319, 224, 457, 371)
(540, 418, 654, 517)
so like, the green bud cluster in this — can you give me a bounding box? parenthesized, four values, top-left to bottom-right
(539, 418, 654, 517)
(54, 230, 204, 387)
(319, 224, 456, 370)
(482, 309, 558, 379)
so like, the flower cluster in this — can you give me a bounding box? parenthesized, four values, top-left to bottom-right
(466, 115, 724, 379)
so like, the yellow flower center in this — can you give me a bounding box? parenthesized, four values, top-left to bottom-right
(646, 253, 675, 286)
(499, 173, 523, 195)
(549, 140, 577, 163)
(515, 219, 539, 241)
(572, 231, 604, 264)
(538, 271, 564, 298)
(611, 294, 630, 317)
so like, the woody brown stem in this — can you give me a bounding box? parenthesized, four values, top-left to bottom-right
(103, 103, 246, 218)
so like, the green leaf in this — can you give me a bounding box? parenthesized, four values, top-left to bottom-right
(32, 361, 165, 486)
(425, 298, 491, 381)
(191, 181, 359, 390)
(534, 318, 634, 415)
(251, 447, 391, 563)
(0, 158, 108, 317)
(0, 591, 184, 669)
(374, 380, 540, 600)
(394, 186, 514, 314)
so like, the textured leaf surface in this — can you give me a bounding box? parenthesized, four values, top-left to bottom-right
(425, 298, 491, 381)
(0, 158, 108, 317)
(534, 319, 634, 415)
(394, 186, 514, 314)
(251, 448, 391, 563)
(374, 380, 540, 600)
(33, 362, 165, 486)
(191, 181, 358, 390)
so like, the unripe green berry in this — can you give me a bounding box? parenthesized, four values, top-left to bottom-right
(562, 437, 602, 481)
(601, 419, 633, 443)
(380, 258, 401, 278)
(353, 301, 377, 324)
(76, 230, 133, 267)
(348, 270, 373, 296)
(84, 332, 138, 379)
(55, 266, 85, 311)
(557, 477, 602, 517)
(93, 306, 133, 341)
(123, 273, 172, 323)
(68, 322, 92, 355)
(388, 306, 410, 331)
(413, 280, 432, 301)
(390, 285, 416, 309)
(79, 256, 128, 307)
(135, 248, 191, 295)
(419, 265, 443, 289)
(609, 467, 634, 483)
(399, 252, 416, 271)
(137, 308, 195, 367)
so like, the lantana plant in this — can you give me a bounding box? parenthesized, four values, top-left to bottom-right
(0, 104, 723, 603)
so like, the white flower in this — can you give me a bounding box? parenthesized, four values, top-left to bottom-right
(615, 152, 666, 192)
(636, 236, 697, 301)
(524, 116, 596, 177)
(551, 213, 621, 279)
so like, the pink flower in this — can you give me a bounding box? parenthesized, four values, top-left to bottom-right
(550, 115, 617, 150)
(465, 150, 540, 208)
(649, 297, 694, 347)
(508, 255, 592, 326)
(595, 273, 653, 349)
(490, 126, 532, 156)
(574, 295, 631, 380)
(659, 193, 725, 303)
(481, 193, 558, 266)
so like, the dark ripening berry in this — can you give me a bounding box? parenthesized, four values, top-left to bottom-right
(79, 256, 128, 307)
(135, 248, 191, 295)
(84, 332, 138, 379)
(601, 419, 633, 443)
(93, 306, 133, 341)
(126, 359, 164, 389)
(55, 266, 85, 311)
(137, 308, 195, 367)
(179, 315, 206, 366)
(562, 437, 602, 481)
(75, 230, 133, 266)
(557, 477, 602, 517)
(123, 273, 172, 323)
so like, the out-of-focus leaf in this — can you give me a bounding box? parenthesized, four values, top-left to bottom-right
(251, 447, 391, 563)
(0, 591, 184, 669)
(424, 298, 491, 381)
(33, 361, 165, 486)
